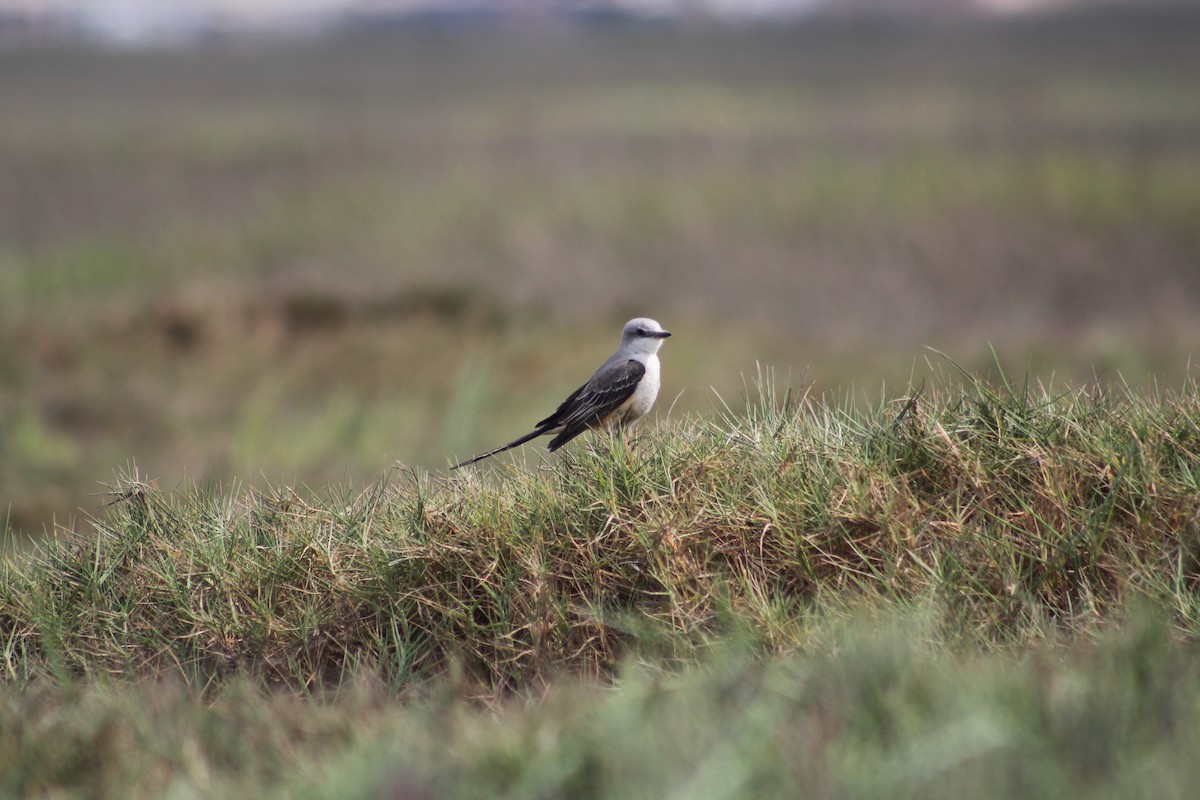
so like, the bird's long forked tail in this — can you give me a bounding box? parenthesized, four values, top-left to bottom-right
(450, 428, 547, 471)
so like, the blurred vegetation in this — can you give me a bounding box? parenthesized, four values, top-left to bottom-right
(6, 617, 1200, 799)
(2, 7, 1200, 538)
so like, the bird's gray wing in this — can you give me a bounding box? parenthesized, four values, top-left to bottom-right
(546, 359, 645, 451)
(535, 382, 588, 430)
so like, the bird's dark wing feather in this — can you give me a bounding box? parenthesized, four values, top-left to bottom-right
(546, 359, 644, 451)
(535, 382, 588, 430)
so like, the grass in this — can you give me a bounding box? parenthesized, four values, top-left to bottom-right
(5, 370, 1200, 689)
(5, 616, 1200, 799)
(3, 371, 1200, 796)
(314, 618, 1200, 800)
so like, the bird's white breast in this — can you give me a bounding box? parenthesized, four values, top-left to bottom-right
(616, 354, 660, 425)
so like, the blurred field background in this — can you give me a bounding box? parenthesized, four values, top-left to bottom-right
(3, 3, 1200, 542)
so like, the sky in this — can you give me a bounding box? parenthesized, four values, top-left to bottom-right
(0, 0, 836, 43)
(0, 0, 830, 15)
(0, 0, 1070, 45)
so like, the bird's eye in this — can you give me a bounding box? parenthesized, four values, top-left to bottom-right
(637, 327, 647, 336)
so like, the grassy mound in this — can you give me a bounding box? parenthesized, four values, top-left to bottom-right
(5, 372, 1199, 692)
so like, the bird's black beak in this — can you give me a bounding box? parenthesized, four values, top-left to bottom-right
(655, 330, 672, 338)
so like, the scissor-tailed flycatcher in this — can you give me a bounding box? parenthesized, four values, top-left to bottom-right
(451, 317, 672, 470)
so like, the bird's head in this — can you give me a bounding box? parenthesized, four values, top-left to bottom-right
(621, 317, 672, 355)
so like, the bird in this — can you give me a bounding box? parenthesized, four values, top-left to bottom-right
(451, 317, 672, 470)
